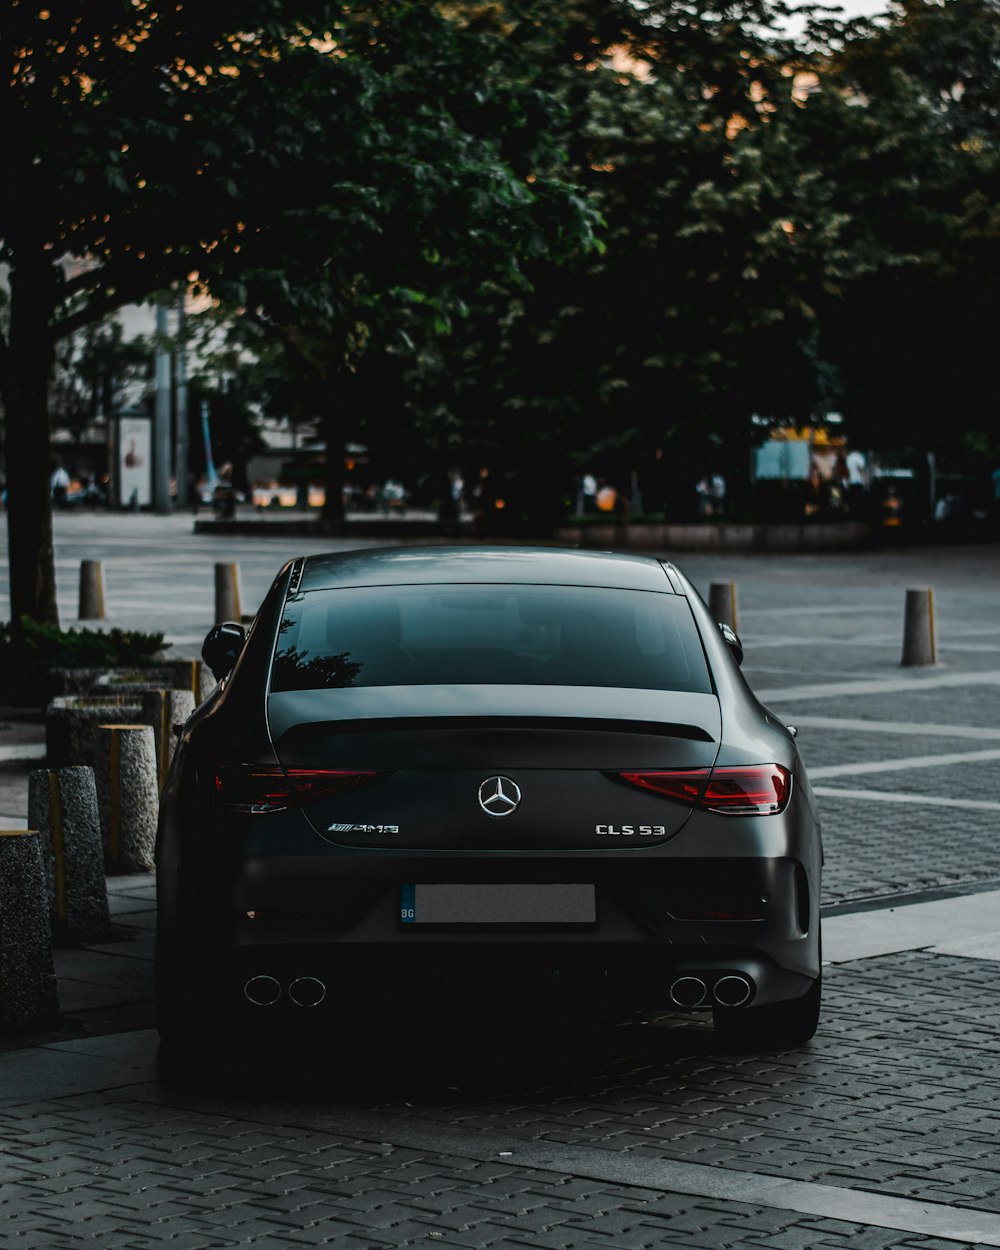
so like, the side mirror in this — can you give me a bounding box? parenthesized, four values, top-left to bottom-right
(202, 621, 247, 681)
(718, 621, 743, 666)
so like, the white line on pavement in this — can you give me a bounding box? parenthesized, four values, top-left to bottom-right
(758, 670, 1000, 702)
(752, 638, 1000, 653)
(792, 716, 1000, 740)
(825, 890, 1000, 964)
(749, 635, 900, 649)
(740, 605, 893, 617)
(810, 747, 1000, 779)
(0, 744, 46, 763)
(813, 785, 1000, 811)
(322, 1111, 1000, 1247)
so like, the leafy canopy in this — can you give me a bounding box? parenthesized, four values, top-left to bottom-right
(1, 1, 599, 347)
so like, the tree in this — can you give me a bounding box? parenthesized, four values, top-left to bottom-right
(392, 0, 861, 515)
(402, 0, 999, 514)
(802, 0, 1000, 456)
(0, 1, 597, 627)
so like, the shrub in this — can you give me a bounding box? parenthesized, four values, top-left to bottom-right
(0, 617, 169, 706)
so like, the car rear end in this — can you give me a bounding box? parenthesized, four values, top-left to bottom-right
(156, 549, 821, 1050)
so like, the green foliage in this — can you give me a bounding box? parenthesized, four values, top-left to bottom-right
(373, 0, 853, 509)
(808, 0, 1000, 455)
(1, 0, 602, 547)
(3, 0, 998, 556)
(387, 0, 1000, 511)
(0, 617, 169, 706)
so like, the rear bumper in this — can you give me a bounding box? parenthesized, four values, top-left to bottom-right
(158, 852, 821, 1025)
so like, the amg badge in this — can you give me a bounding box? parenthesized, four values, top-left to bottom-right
(327, 823, 399, 835)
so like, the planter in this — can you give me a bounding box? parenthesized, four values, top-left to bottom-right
(46, 694, 143, 769)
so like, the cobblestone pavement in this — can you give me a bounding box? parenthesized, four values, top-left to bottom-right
(2, 520, 1000, 1248)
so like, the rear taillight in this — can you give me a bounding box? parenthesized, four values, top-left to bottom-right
(213, 765, 385, 814)
(703, 765, 791, 815)
(614, 764, 791, 816)
(617, 769, 710, 804)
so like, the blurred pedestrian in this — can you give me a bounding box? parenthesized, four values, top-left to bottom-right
(804, 460, 824, 518)
(213, 462, 236, 519)
(845, 448, 868, 517)
(51, 463, 70, 508)
(710, 472, 726, 518)
(695, 474, 713, 518)
(580, 472, 598, 514)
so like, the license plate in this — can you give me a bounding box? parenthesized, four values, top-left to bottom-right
(400, 883, 596, 925)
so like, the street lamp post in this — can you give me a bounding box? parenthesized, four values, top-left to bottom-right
(175, 290, 189, 512)
(153, 295, 172, 514)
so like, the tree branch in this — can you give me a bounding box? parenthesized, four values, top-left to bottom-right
(50, 259, 195, 342)
(245, 308, 332, 384)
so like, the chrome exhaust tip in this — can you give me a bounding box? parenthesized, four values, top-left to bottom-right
(669, 976, 708, 1008)
(288, 976, 326, 1008)
(244, 975, 281, 1006)
(713, 975, 753, 1008)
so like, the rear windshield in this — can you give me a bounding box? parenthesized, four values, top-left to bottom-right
(270, 584, 712, 694)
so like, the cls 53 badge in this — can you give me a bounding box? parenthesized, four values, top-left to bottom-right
(596, 824, 667, 837)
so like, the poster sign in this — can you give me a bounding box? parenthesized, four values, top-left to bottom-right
(117, 414, 152, 507)
(753, 439, 811, 481)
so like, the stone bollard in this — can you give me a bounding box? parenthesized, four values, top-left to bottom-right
(0, 830, 59, 1029)
(46, 694, 142, 769)
(95, 725, 159, 874)
(78, 559, 106, 620)
(215, 561, 243, 625)
(708, 581, 739, 632)
(902, 587, 937, 667)
(28, 767, 111, 941)
(142, 689, 197, 789)
(173, 659, 212, 706)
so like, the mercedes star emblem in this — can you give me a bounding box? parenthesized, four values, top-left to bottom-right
(478, 775, 522, 818)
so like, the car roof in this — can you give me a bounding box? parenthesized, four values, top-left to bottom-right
(297, 547, 680, 594)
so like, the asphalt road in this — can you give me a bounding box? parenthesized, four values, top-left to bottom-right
(2, 514, 1000, 1249)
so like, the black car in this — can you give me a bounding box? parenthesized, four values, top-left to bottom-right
(156, 546, 821, 1055)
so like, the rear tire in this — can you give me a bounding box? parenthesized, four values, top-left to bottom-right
(713, 971, 821, 1051)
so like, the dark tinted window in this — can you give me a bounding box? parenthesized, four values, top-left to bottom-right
(271, 584, 711, 693)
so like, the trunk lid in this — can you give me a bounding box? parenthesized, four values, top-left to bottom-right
(268, 685, 720, 849)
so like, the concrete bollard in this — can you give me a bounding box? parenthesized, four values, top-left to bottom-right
(142, 689, 197, 789)
(95, 725, 159, 874)
(28, 767, 111, 941)
(215, 562, 243, 625)
(78, 559, 106, 620)
(708, 581, 739, 632)
(902, 587, 937, 666)
(46, 694, 142, 770)
(173, 659, 212, 706)
(0, 830, 59, 1029)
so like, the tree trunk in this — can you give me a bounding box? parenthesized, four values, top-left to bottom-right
(0, 250, 59, 632)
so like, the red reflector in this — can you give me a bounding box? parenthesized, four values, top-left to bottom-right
(213, 765, 383, 813)
(614, 764, 790, 815)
